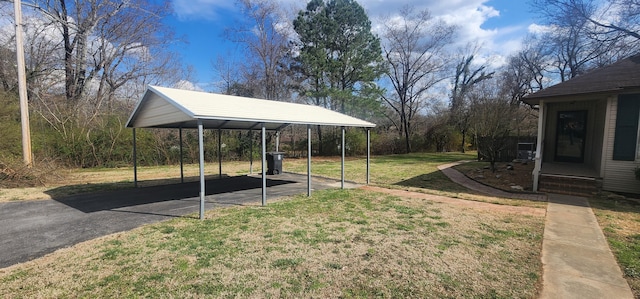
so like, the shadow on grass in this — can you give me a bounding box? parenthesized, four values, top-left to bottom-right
(46, 175, 297, 214)
(589, 194, 640, 213)
(394, 171, 470, 193)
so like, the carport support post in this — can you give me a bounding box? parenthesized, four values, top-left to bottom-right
(133, 128, 137, 188)
(341, 126, 345, 189)
(261, 123, 267, 206)
(249, 130, 253, 175)
(179, 128, 184, 183)
(198, 120, 205, 220)
(218, 128, 222, 178)
(307, 124, 311, 197)
(366, 129, 370, 185)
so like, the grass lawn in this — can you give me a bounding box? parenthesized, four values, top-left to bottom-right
(284, 153, 545, 209)
(0, 188, 544, 298)
(0, 152, 547, 297)
(1, 152, 477, 203)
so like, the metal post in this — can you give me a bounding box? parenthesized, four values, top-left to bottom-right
(307, 124, 312, 197)
(249, 130, 253, 175)
(179, 128, 184, 183)
(218, 128, 222, 179)
(341, 126, 345, 189)
(14, 0, 32, 166)
(198, 121, 205, 220)
(133, 128, 137, 188)
(366, 129, 370, 185)
(275, 131, 280, 152)
(261, 124, 267, 206)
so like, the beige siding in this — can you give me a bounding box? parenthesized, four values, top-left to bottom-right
(603, 98, 640, 193)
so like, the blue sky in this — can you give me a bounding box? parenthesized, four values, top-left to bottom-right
(164, 0, 539, 90)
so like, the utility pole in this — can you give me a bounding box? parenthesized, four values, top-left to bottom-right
(14, 0, 33, 166)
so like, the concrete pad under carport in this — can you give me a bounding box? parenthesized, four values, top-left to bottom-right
(0, 173, 357, 269)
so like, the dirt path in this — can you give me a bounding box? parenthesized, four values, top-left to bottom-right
(361, 186, 546, 217)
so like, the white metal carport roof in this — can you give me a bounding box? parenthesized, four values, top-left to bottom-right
(126, 86, 376, 219)
(126, 85, 376, 130)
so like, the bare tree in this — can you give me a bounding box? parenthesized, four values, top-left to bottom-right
(531, 0, 640, 82)
(517, 39, 550, 92)
(225, 0, 295, 101)
(532, 0, 640, 40)
(501, 46, 551, 106)
(2, 0, 184, 166)
(450, 53, 494, 153)
(21, 0, 179, 105)
(469, 81, 515, 172)
(380, 6, 456, 153)
(212, 55, 241, 95)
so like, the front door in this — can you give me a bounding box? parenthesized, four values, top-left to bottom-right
(555, 110, 587, 163)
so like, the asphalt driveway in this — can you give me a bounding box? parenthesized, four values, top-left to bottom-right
(0, 173, 350, 268)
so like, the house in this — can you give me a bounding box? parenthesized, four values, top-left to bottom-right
(523, 53, 640, 195)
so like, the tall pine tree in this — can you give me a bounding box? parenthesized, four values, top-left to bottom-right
(293, 0, 384, 117)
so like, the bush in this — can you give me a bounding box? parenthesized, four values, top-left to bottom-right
(0, 92, 22, 158)
(0, 157, 63, 188)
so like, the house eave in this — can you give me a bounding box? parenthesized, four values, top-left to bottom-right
(523, 87, 640, 105)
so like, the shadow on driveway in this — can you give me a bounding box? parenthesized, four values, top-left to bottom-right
(46, 175, 296, 213)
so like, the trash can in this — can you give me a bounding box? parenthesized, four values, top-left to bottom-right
(517, 143, 535, 161)
(266, 152, 284, 175)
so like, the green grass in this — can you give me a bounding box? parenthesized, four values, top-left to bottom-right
(284, 152, 475, 188)
(283, 152, 475, 198)
(0, 188, 544, 298)
(2, 152, 476, 202)
(589, 194, 640, 297)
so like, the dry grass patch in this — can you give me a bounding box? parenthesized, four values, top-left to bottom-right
(0, 162, 257, 202)
(0, 189, 544, 298)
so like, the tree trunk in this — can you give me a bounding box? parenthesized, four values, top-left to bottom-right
(460, 130, 466, 153)
(403, 122, 411, 153)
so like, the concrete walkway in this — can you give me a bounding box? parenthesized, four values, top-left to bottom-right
(540, 194, 634, 299)
(437, 162, 547, 201)
(439, 162, 634, 298)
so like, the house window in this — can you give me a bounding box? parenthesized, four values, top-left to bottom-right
(613, 94, 640, 161)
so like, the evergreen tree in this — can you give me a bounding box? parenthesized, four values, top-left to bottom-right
(293, 0, 384, 117)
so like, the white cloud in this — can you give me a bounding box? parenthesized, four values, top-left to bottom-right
(169, 0, 537, 85)
(528, 23, 551, 35)
(171, 0, 531, 67)
(174, 80, 205, 91)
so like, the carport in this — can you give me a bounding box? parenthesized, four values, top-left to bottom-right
(126, 85, 376, 219)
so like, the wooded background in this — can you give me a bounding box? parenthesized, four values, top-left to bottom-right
(0, 0, 637, 169)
